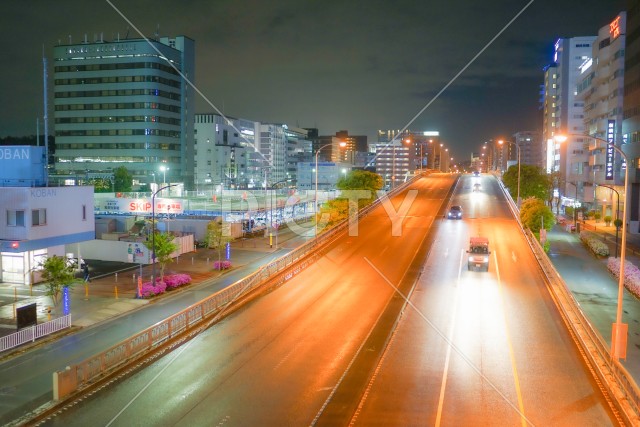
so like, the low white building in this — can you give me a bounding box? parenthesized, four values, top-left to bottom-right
(0, 145, 95, 285)
(0, 185, 95, 285)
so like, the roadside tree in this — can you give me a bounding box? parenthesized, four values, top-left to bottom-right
(144, 231, 178, 281)
(336, 170, 383, 206)
(39, 255, 78, 305)
(520, 197, 555, 232)
(204, 220, 233, 269)
(113, 166, 133, 192)
(502, 164, 550, 202)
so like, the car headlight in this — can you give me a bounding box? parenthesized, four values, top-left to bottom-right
(484, 256, 489, 262)
(468, 256, 474, 262)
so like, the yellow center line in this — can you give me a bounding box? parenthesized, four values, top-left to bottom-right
(494, 250, 527, 427)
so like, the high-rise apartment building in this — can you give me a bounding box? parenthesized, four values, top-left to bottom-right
(374, 142, 411, 188)
(577, 12, 626, 218)
(512, 131, 543, 168)
(52, 35, 195, 188)
(542, 63, 558, 173)
(193, 114, 259, 190)
(623, 1, 640, 233)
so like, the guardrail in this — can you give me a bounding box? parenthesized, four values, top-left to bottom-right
(525, 228, 640, 423)
(0, 315, 71, 353)
(498, 179, 640, 424)
(52, 178, 420, 401)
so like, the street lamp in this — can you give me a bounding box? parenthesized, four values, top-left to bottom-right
(315, 141, 346, 240)
(597, 183, 621, 258)
(556, 133, 628, 359)
(428, 139, 434, 169)
(159, 165, 169, 186)
(150, 184, 177, 289)
(566, 181, 578, 231)
(269, 178, 291, 249)
(498, 139, 521, 206)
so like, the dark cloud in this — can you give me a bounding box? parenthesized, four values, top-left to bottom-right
(0, 0, 628, 160)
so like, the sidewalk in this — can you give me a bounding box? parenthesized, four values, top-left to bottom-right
(0, 229, 304, 351)
(548, 217, 640, 382)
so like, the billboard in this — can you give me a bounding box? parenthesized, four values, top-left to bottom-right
(605, 120, 615, 180)
(99, 198, 184, 214)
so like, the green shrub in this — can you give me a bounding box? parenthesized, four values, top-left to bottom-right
(579, 231, 609, 257)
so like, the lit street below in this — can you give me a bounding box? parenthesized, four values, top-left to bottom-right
(37, 174, 617, 426)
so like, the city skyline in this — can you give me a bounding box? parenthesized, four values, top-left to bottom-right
(0, 0, 627, 160)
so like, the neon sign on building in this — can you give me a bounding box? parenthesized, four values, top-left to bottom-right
(610, 16, 622, 40)
(605, 120, 615, 180)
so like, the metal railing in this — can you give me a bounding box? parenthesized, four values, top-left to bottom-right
(53, 177, 415, 400)
(524, 228, 640, 423)
(0, 315, 72, 353)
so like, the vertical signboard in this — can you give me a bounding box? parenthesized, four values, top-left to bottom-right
(605, 120, 615, 180)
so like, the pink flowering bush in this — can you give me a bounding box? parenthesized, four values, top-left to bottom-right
(164, 273, 192, 289)
(579, 231, 609, 257)
(607, 257, 640, 299)
(213, 260, 232, 270)
(140, 274, 192, 298)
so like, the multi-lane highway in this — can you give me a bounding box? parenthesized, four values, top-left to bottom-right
(36, 174, 618, 426)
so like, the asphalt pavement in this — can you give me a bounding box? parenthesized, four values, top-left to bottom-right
(0, 229, 302, 348)
(1, 215, 640, 420)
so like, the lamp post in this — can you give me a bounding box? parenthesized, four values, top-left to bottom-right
(428, 139, 434, 169)
(556, 133, 628, 358)
(150, 184, 177, 289)
(315, 141, 346, 240)
(598, 183, 621, 258)
(270, 178, 291, 249)
(566, 181, 578, 231)
(498, 140, 521, 206)
(159, 165, 169, 186)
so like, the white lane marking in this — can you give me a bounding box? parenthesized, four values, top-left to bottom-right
(495, 251, 530, 427)
(512, 251, 517, 263)
(444, 247, 449, 258)
(434, 249, 464, 426)
(105, 339, 194, 426)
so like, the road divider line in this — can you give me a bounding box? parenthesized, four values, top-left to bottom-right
(434, 249, 464, 426)
(494, 251, 530, 427)
(357, 253, 535, 426)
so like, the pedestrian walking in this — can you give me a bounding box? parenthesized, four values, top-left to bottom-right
(83, 263, 91, 283)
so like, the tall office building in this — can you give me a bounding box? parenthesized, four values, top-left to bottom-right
(52, 34, 195, 189)
(542, 36, 596, 202)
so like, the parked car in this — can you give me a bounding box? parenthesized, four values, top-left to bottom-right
(447, 205, 463, 219)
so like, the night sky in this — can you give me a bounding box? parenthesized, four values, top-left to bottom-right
(0, 0, 628, 160)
